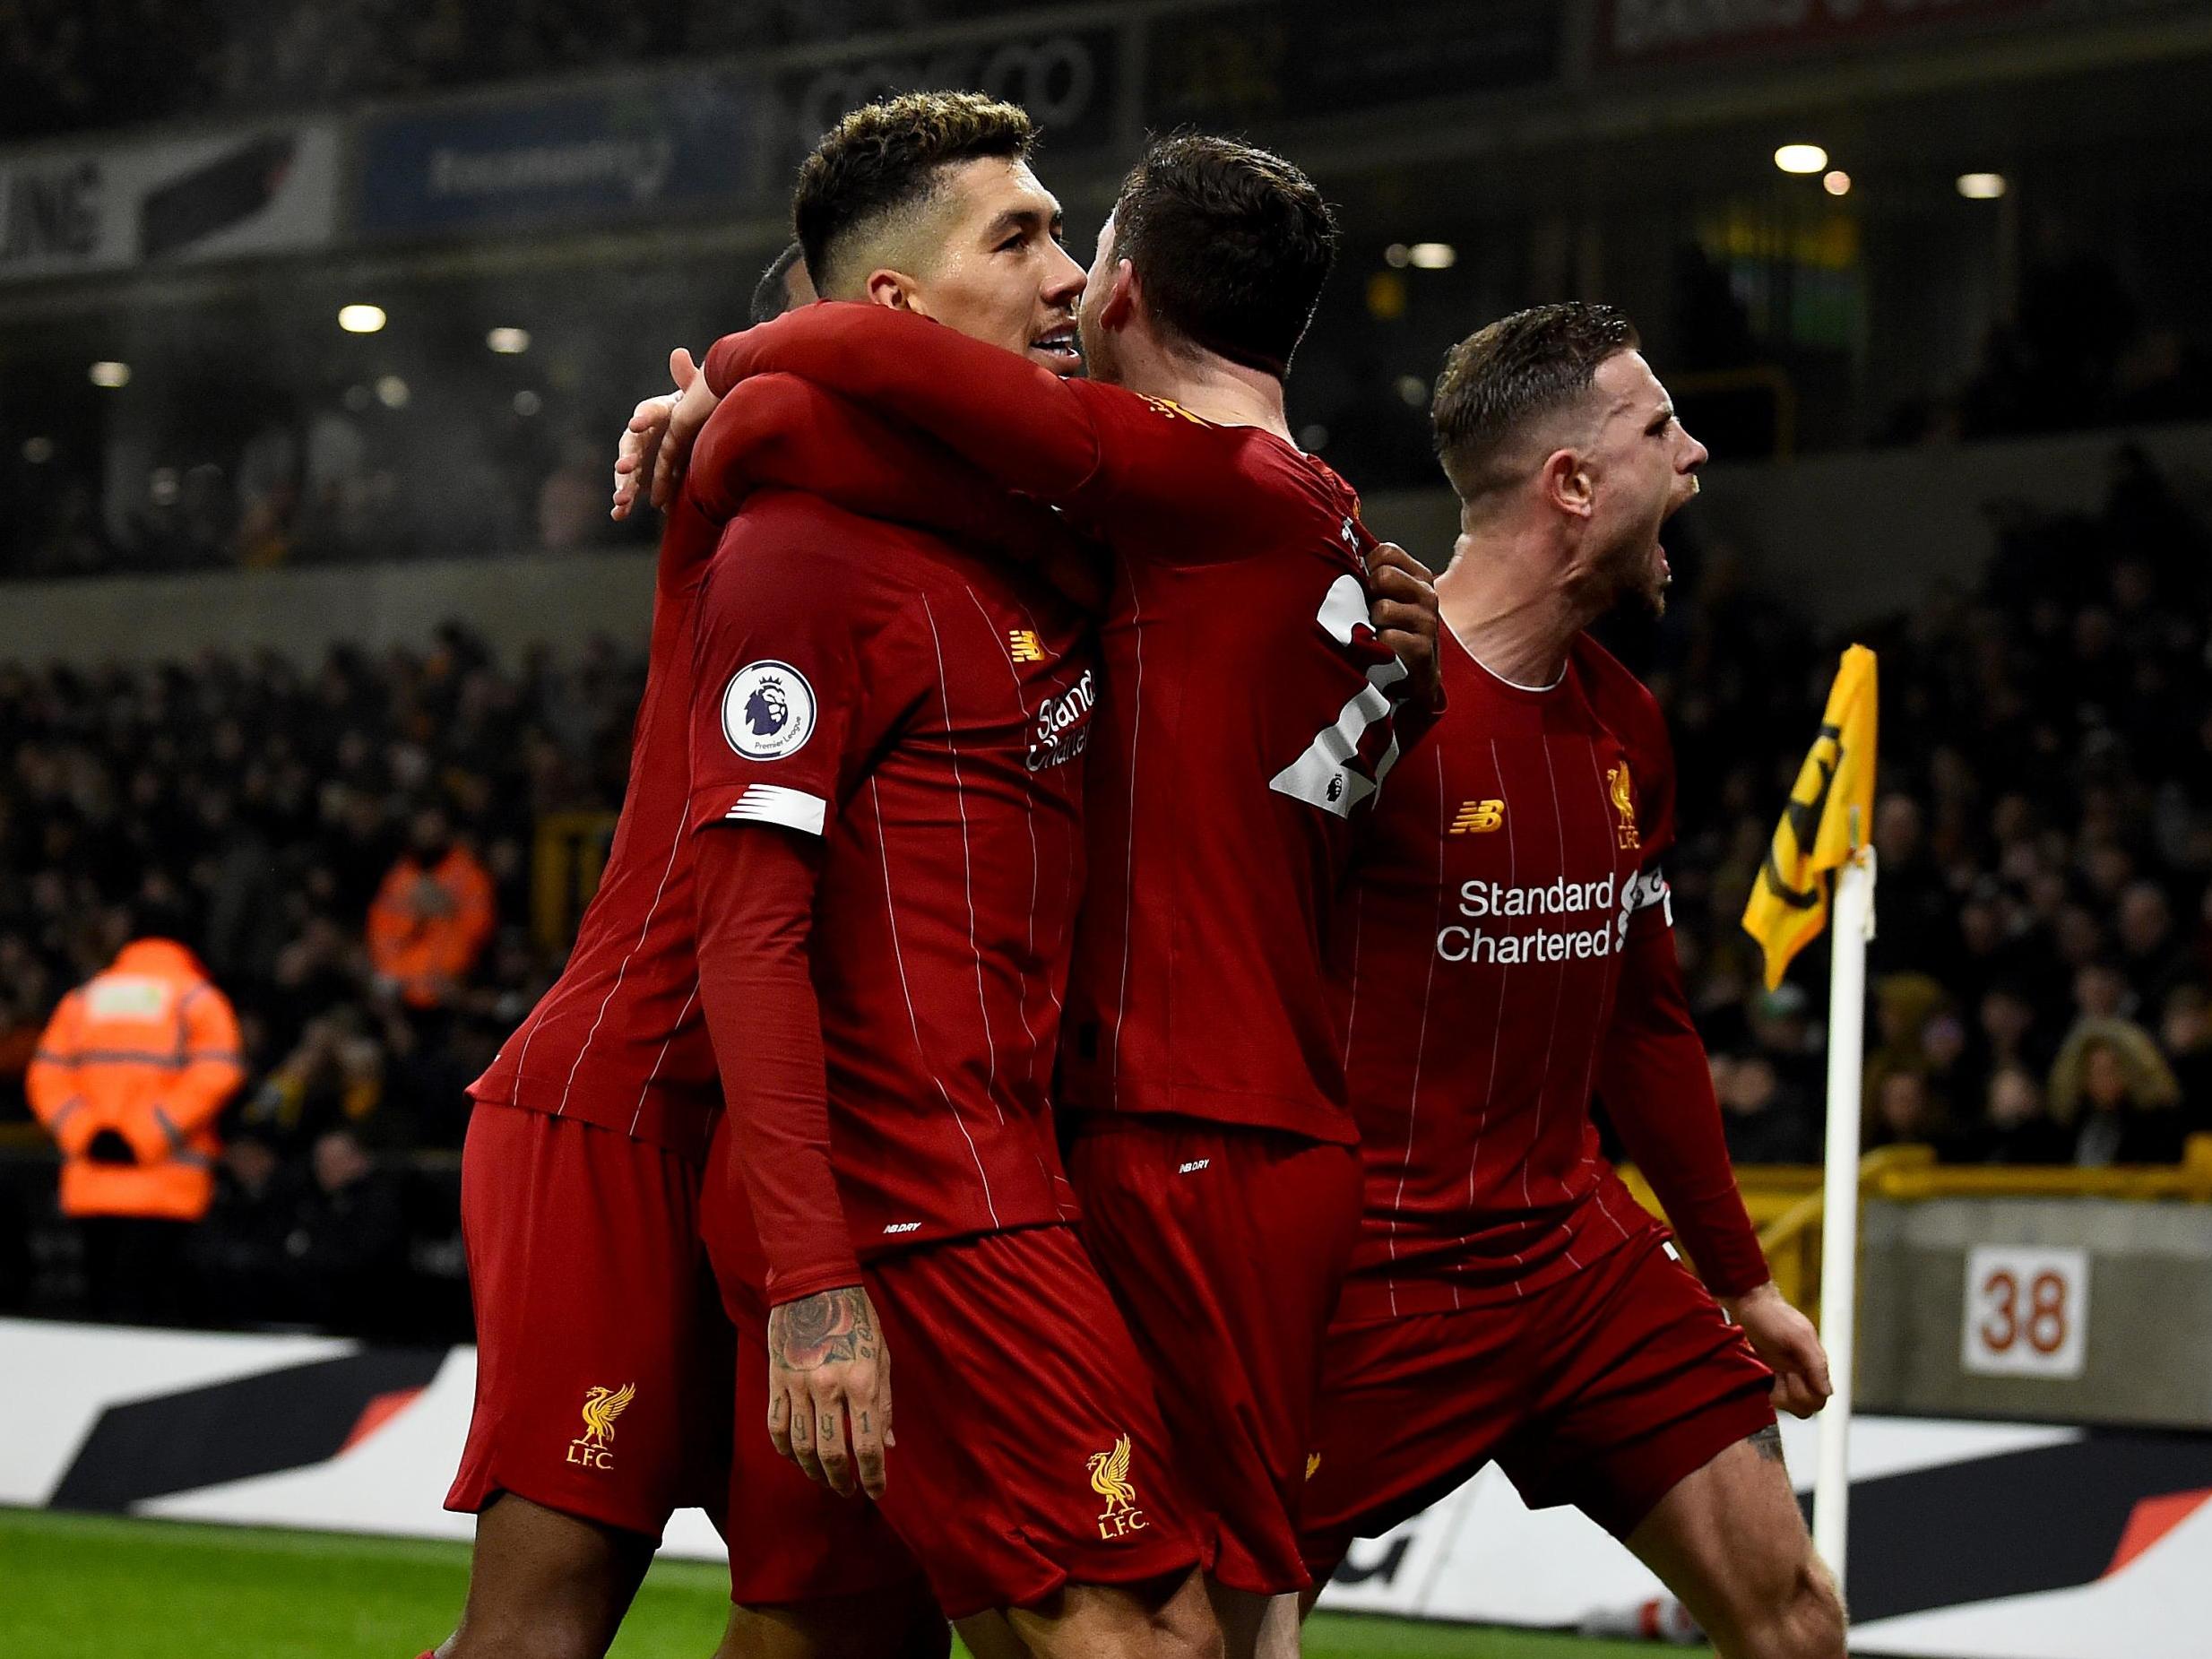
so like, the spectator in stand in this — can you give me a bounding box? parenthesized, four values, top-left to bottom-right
(2117, 882, 2191, 1007)
(1977, 981, 2055, 1086)
(2048, 1020, 2185, 1166)
(240, 1009, 386, 1148)
(272, 1126, 410, 1335)
(1713, 1052, 1822, 1165)
(25, 927, 247, 1324)
(1864, 972, 1957, 1122)
(1964, 1065, 2070, 1165)
(367, 806, 496, 1012)
(188, 1128, 295, 1325)
(1865, 1068, 1951, 1155)
(2162, 983, 2212, 1137)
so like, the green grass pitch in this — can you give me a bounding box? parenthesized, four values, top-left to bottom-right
(1, 1508, 1672, 1658)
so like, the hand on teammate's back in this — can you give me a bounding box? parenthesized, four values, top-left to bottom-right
(1724, 1281, 1834, 1419)
(652, 350, 723, 510)
(609, 347, 706, 520)
(765, 1283, 895, 1499)
(1367, 541, 1445, 710)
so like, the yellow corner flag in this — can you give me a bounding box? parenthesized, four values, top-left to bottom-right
(1741, 645, 1879, 989)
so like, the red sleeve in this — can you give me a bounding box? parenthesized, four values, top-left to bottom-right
(1595, 695, 1767, 1297)
(1596, 923, 1769, 1299)
(702, 303, 1104, 502)
(687, 514, 877, 843)
(694, 822, 861, 1305)
(687, 372, 1105, 609)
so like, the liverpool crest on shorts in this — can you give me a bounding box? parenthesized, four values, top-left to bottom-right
(567, 1381, 634, 1471)
(1086, 1433, 1151, 1539)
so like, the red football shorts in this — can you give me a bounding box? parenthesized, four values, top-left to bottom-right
(447, 1102, 730, 1540)
(1300, 1230, 1776, 1570)
(710, 1212, 1201, 1620)
(1066, 1115, 1362, 1595)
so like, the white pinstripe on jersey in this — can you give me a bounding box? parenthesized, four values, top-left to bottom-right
(868, 775, 1003, 1227)
(1383, 741, 1451, 1318)
(919, 593, 1006, 1128)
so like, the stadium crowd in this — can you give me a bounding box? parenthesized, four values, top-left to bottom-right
(4, 447, 2209, 1334)
(0, 0, 1046, 139)
(11, 249, 2210, 584)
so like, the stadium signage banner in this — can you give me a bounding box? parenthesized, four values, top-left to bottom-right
(12, 1316, 2212, 1656)
(1145, 0, 1559, 127)
(0, 125, 339, 283)
(768, 22, 1123, 170)
(1599, 0, 2117, 65)
(355, 74, 761, 236)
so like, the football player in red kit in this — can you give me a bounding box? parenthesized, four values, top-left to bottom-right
(652, 134, 1440, 1659)
(1297, 305, 1845, 1659)
(428, 246, 939, 1659)
(680, 95, 1217, 1659)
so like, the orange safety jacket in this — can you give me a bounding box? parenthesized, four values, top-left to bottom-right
(367, 846, 496, 1009)
(26, 939, 246, 1222)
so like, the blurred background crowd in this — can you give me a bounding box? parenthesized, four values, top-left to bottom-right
(4, 0, 2211, 1340)
(5, 452, 2208, 1337)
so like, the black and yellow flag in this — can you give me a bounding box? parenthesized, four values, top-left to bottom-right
(1741, 645, 1879, 989)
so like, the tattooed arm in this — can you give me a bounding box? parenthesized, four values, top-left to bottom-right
(694, 820, 894, 1498)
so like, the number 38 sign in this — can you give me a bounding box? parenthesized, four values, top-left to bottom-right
(1961, 1245, 2090, 1378)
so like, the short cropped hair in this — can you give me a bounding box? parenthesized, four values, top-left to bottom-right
(1109, 134, 1337, 377)
(1431, 302, 1641, 502)
(749, 241, 808, 326)
(793, 91, 1034, 297)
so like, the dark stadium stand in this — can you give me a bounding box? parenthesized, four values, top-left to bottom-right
(4, 454, 2208, 1336)
(0, 1, 1048, 140)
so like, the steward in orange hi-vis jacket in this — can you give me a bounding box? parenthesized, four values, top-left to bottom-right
(367, 809, 497, 1011)
(28, 938, 246, 1226)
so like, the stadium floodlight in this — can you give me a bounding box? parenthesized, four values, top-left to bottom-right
(89, 361, 131, 388)
(376, 375, 410, 409)
(513, 390, 542, 416)
(1406, 242, 1456, 270)
(487, 326, 531, 355)
(1383, 243, 1411, 268)
(1775, 143, 1828, 175)
(339, 304, 388, 333)
(1823, 169, 1853, 196)
(1957, 171, 2008, 199)
(22, 435, 55, 462)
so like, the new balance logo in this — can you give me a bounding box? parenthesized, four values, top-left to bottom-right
(1451, 799, 1505, 834)
(1179, 1159, 1210, 1175)
(1007, 629, 1044, 663)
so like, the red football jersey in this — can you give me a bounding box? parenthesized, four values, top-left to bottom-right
(468, 495, 724, 1157)
(471, 380, 1058, 1161)
(688, 487, 1095, 1267)
(705, 307, 1430, 1145)
(1332, 628, 1758, 1320)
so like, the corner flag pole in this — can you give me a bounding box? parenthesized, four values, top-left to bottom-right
(1812, 821, 1876, 1594)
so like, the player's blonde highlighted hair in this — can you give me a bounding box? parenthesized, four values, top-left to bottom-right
(793, 91, 1036, 297)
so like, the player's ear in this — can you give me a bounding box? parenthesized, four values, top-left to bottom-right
(864, 268, 924, 315)
(1543, 449, 1594, 521)
(1099, 257, 1138, 332)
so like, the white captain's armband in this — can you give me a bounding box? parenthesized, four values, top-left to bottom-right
(1629, 863, 1672, 927)
(721, 783, 827, 836)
